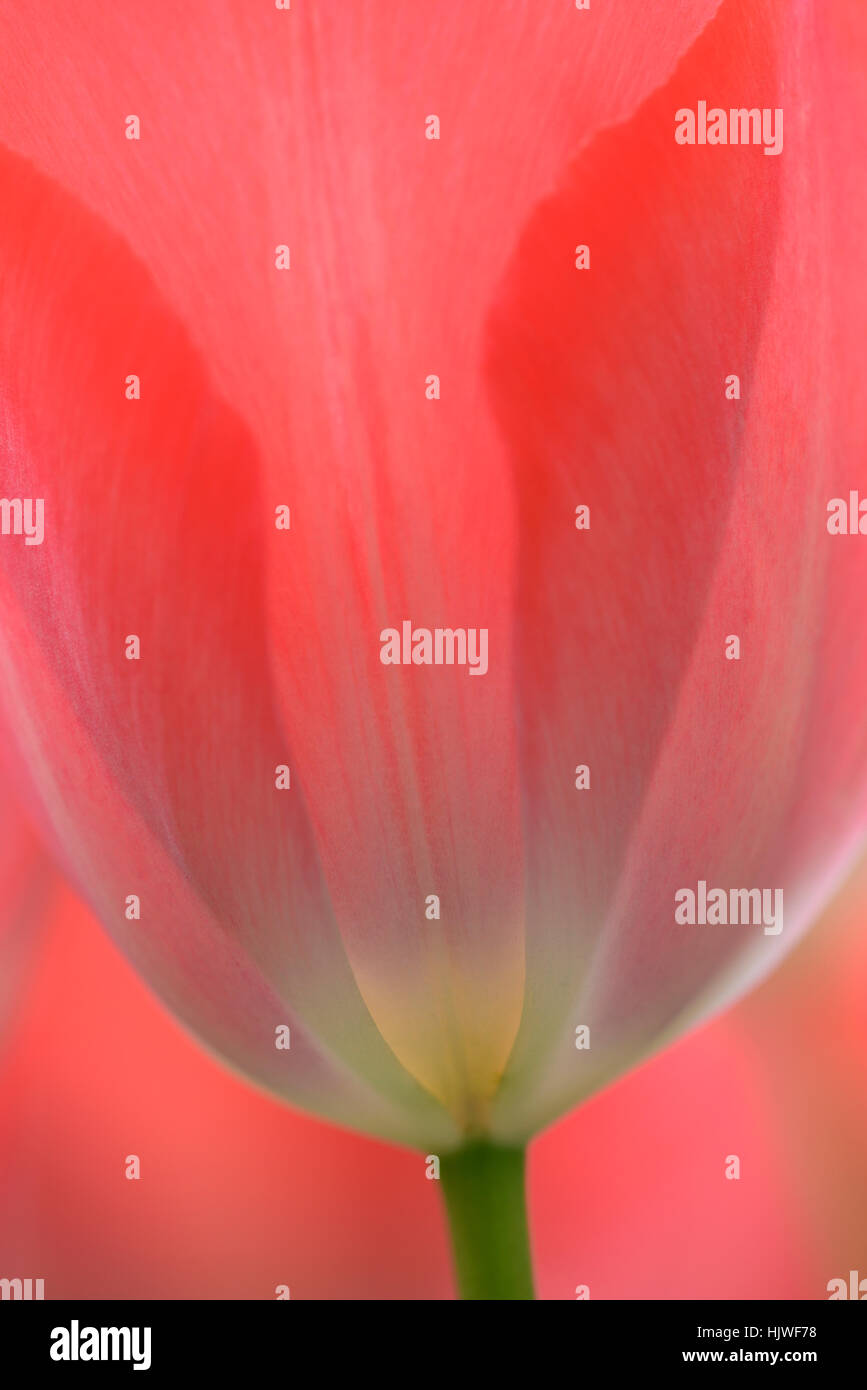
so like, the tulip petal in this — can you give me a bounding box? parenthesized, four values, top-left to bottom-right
(486, 0, 867, 1139)
(0, 145, 458, 1149)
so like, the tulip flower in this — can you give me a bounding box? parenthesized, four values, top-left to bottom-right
(0, 0, 865, 1298)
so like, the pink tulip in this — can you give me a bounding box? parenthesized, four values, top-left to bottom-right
(0, 0, 865, 1296)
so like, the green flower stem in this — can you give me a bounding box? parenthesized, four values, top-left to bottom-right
(439, 1142, 535, 1300)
